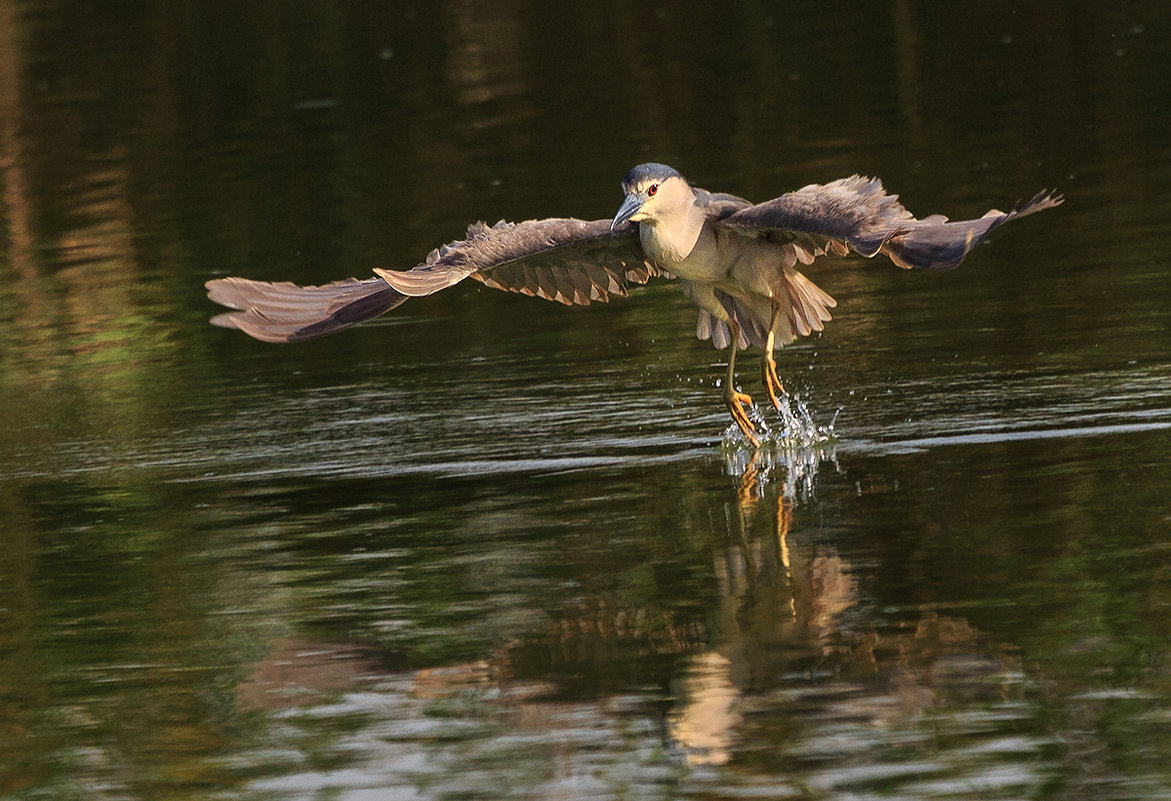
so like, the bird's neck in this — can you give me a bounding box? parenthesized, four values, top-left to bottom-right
(640, 198, 706, 267)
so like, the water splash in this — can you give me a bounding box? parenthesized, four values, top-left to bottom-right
(721, 393, 839, 501)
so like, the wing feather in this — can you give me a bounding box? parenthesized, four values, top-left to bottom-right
(204, 276, 406, 343)
(519, 264, 542, 297)
(551, 262, 580, 305)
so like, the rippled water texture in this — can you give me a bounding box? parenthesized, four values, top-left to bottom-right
(3, 3, 1171, 799)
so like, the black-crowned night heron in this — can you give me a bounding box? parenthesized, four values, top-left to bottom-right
(207, 163, 1061, 445)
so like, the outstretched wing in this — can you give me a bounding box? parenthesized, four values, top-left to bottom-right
(375, 217, 654, 305)
(206, 217, 652, 343)
(717, 176, 1063, 272)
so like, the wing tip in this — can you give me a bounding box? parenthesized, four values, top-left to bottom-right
(206, 275, 407, 342)
(1017, 188, 1064, 217)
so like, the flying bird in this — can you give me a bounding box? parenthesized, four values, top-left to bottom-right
(207, 163, 1061, 445)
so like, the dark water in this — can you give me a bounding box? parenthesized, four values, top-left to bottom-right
(3, 2, 1171, 798)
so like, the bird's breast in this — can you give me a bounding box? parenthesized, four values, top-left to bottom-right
(640, 221, 727, 283)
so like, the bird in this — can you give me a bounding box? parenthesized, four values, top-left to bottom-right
(206, 163, 1062, 446)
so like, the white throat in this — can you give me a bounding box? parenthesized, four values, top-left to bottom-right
(639, 192, 706, 266)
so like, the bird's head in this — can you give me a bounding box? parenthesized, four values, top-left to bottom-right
(611, 163, 691, 231)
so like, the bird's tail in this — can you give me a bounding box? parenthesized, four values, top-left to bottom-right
(206, 276, 408, 343)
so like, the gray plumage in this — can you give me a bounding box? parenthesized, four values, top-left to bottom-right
(206, 163, 1061, 443)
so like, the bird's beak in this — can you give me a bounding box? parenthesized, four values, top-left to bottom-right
(610, 192, 646, 231)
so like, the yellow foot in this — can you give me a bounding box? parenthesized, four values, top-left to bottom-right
(761, 352, 785, 411)
(725, 387, 760, 447)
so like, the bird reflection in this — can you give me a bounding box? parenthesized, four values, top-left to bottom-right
(668, 458, 1023, 768)
(669, 462, 858, 765)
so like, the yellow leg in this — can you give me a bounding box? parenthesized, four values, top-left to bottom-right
(761, 306, 785, 410)
(723, 321, 759, 447)
(761, 345, 785, 411)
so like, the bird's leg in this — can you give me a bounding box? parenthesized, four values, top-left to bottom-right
(761, 340, 785, 412)
(762, 348, 784, 410)
(760, 303, 786, 410)
(723, 321, 759, 447)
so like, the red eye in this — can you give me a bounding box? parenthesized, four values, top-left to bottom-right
(647, 184, 658, 197)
